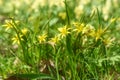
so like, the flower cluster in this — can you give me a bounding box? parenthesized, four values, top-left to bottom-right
(2, 18, 115, 48)
(2, 19, 29, 45)
(72, 22, 115, 47)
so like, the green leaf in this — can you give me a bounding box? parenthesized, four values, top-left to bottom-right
(14, 73, 55, 79)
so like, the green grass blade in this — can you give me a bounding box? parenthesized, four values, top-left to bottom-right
(14, 73, 55, 79)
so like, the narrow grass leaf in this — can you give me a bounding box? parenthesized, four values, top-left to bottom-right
(14, 73, 55, 79)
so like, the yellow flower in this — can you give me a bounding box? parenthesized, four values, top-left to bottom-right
(49, 35, 60, 45)
(58, 25, 71, 38)
(73, 22, 84, 34)
(12, 34, 23, 44)
(21, 28, 28, 35)
(82, 24, 95, 37)
(103, 37, 115, 47)
(2, 20, 19, 31)
(95, 27, 105, 41)
(2, 20, 13, 31)
(38, 34, 47, 43)
(74, 5, 84, 19)
(58, 12, 66, 20)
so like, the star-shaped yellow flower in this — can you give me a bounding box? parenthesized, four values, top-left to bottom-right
(2, 20, 19, 31)
(73, 22, 84, 34)
(38, 34, 47, 44)
(49, 35, 60, 44)
(12, 34, 23, 44)
(58, 25, 71, 38)
(21, 28, 28, 35)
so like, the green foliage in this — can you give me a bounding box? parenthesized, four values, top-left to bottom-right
(0, 0, 120, 80)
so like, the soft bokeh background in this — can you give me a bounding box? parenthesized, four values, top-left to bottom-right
(0, 0, 120, 20)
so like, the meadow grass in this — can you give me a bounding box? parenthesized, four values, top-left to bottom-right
(0, 0, 120, 80)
